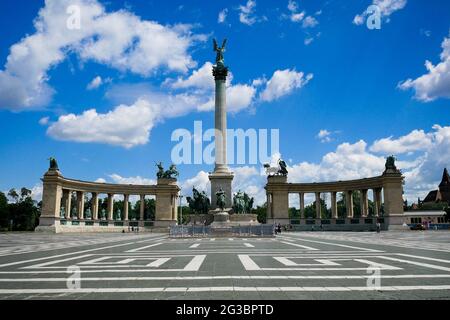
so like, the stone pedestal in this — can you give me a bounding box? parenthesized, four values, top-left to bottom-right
(209, 172, 234, 209)
(210, 211, 231, 228)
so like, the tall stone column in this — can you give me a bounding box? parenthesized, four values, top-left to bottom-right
(299, 193, 305, 219)
(65, 190, 72, 220)
(266, 193, 273, 219)
(124, 194, 129, 221)
(77, 191, 84, 219)
(373, 188, 381, 217)
(345, 190, 354, 218)
(209, 59, 234, 210)
(331, 192, 338, 219)
(92, 192, 99, 220)
(107, 194, 114, 221)
(315, 192, 321, 219)
(360, 189, 369, 217)
(140, 195, 145, 221)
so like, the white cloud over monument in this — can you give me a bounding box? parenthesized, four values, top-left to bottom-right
(0, 0, 204, 110)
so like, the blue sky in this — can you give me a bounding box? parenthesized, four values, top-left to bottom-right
(0, 0, 449, 205)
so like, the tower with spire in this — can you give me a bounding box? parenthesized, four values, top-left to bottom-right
(423, 168, 450, 204)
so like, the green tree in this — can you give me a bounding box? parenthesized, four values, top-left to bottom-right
(134, 198, 156, 221)
(8, 189, 19, 203)
(0, 192, 9, 230)
(177, 206, 191, 225)
(7, 189, 40, 231)
(251, 204, 267, 224)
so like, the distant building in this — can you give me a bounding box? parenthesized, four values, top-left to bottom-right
(422, 168, 450, 205)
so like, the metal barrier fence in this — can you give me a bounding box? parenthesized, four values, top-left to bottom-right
(231, 225, 275, 237)
(169, 225, 211, 238)
(169, 224, 275, 238)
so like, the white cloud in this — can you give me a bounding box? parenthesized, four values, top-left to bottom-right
(0, 0, 204, 111)
(31, 184, 43, 202)
(239, 0, 257, 26)
(181, 171, 211, 201)
(287, 0, 298, 13)
(166, 62, 256, 114)
(109, 174, 156, 185)
(353, 0, 407, 26)
(47, 99, 159, 148)
(291, 12, 305, 22)
(168, 62, 215, 91)
(302, 16, 318, 28)
(286, 1, 305, 23)
(39, 117, 50, 126)
(227, 84, 257, 113)
(317, 129, 337, 143)
(87, 76, 102, 90)
(398, 32, 450, 102)
(218, 9, 228, 24)
(304, 37, 314, 46)
(260, 69, 313, 102)
(370, 129, 433, 154)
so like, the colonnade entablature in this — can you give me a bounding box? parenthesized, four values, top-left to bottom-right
(37, 166, 180, 233)
(265, 161, 405, 230)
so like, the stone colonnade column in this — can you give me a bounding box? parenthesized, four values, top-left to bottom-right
(315, 192, 321, 219)
(373, 188, 381, 217)
(299, 193, 305, 219)
(140, 195, 145, 221)
(331, 192, 338, 219)
(345, 190, 354, 218)
(92, 192, 99, 220)
(124, 194, 129, 221)
(360, 189, 369, 217)
(77, 191, 84, 219)
(65, 190, 72, 220)
(107, 194, 114, 220)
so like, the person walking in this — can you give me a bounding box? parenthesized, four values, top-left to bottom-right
(376, 222, 381, 233)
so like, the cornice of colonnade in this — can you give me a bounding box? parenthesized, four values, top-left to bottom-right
(41, 169, 180, 195)
(265, 172, 403, 193)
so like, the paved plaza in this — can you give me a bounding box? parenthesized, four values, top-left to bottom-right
(0, 231, 449, 300)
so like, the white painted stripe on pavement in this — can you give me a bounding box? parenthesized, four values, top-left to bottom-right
(244, 243, 254, 248)
(1, 285, 450, 294)
(378, 256, 450, 272)
(278, 241, 319, 250)
(1, 274, 450, 281)
(238, 255, 261, 271)
(189, 243, 200, 248)
(183, 255, 206, 271)
(126, 242, 163, 252)
(0, 237, 167, 268)
(147, 258, 171, 268)
(280, 236, 382, 252)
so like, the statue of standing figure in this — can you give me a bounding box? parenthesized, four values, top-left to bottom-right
(71, 207, 78, 219)
(233, 191, 255, 214)
(116, 209, 122, 221)
(60, 207, 66, 218)
(101, 208, 107, 220)
(216, 188, 226, 211)
(85, 208, 92, 220)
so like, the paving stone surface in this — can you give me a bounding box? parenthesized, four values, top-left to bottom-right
(0, 231, 449, 299)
